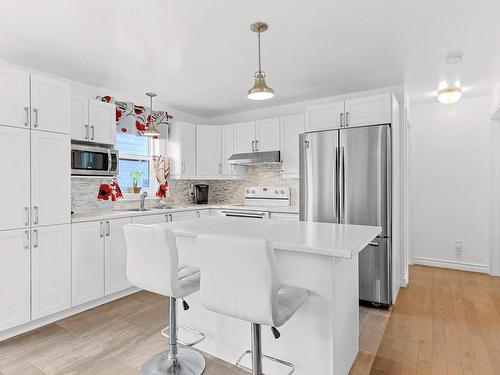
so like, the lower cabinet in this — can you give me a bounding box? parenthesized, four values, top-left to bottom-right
(132, 214, 168, 225)
(72, 218, 133, 306)
(0, 229, 31, 331)
(105, 218, 132, 295)
(31, 224, 71, 319)
(72, 221, 105, 305)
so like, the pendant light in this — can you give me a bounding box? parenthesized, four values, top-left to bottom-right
(143, 92, 160, 137)
(438, 87, 462, 104)
(248, 22, 275, 100)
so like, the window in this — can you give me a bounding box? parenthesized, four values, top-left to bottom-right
(116, 133, 159, 194)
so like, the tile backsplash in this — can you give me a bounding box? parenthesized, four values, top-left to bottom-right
(71, 165, 299, 213)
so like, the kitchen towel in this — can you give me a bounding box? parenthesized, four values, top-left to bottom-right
(153, 155, 170, 199)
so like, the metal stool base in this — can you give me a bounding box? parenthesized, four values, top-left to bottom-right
(140, 348, 206, 375)
(236, 349, 295, 375)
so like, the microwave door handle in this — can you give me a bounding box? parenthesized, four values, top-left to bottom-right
(107, 150, 112, 174)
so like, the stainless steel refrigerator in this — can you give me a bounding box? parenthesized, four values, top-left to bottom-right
(299, 125, 392, 306)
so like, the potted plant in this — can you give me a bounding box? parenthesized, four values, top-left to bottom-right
(129, 171, 144, 193)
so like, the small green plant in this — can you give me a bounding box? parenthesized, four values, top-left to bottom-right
(129, 171, 144, 188)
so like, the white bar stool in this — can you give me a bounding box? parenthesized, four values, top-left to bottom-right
(196, 234, 309, 375)
(124, 224, 206, 375)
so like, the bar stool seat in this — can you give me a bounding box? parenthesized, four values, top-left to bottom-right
(275, 285, 309, 327)
(124, 224, 206, 375)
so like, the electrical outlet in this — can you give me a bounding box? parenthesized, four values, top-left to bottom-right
(454, 240, 462, 255)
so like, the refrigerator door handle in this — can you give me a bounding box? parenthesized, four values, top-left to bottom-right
(334, 146, 338, 220)
(339, 145, 345, 221)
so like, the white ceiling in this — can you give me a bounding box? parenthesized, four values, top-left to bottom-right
(1, 0, 499, 116)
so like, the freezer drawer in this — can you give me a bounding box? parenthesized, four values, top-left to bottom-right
(359, 237, 391, 306)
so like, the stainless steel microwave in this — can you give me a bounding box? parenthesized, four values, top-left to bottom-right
(71, 144, 119, 177)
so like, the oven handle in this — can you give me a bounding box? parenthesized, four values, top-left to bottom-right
(221, 211, 267, 218)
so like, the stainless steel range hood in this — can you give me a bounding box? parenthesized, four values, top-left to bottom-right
(228, 151, 280, 165)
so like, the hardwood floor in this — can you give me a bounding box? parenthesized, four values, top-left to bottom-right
(370, 265, 500, 375)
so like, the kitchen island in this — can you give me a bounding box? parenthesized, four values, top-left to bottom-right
(155, 216, 381, 375)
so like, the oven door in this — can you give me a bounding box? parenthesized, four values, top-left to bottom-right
(71, 145, 112, 176)
(220, 210, 268, 219)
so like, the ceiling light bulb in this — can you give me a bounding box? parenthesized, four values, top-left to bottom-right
(438, 87, 462, 104)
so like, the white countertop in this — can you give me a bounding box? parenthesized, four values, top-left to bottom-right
(155, 216, 381, 258)
(71, 205, 299, 223)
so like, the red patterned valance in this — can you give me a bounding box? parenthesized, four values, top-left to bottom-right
(97, 96, 172, 136)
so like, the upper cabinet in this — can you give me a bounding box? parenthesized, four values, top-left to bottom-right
(0, 65, 30, 129)
(196, 125, 222, 177)
(166, 121, 196, 178)
(305, 101, 344, 132)
(222, 124, 246, 178)
(255, 118, 280, 152)
(233, 118, 280, 153)
(234, 121, 256, 154)
(71, 96, 116, 144)
(280, 113, 305, 178)
(0, 65, 70, 134)
(30, 74, 70, 134)
(305, 94, 392, 132)
(344, 94, 391, 128)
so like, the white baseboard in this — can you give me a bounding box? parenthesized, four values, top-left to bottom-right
(413, 257, 490, 274)
(0, 287, 140, 342)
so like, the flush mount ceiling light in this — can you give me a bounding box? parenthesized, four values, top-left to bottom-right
(247, 22, 275, 101)
(143, 92, 160, 137)
(438, 87, 462, 104)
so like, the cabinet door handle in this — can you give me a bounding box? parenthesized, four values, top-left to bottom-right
(340, 112, 344, 127)
(33, 229, 39, 248)
(106, 221, 110, 236)
(24, 106, 29, 127)
(345, 111, 349, 127)
(252, 140, 255, 152)
(218, 163, 222, 175)
(165, 214, 169, 222)
(196, 211, 200, 218)
(90, 125, 95, 140)
(369, 242, 379, 247)
(24, 230, 30, 249)
(33, 108, 39, 128)
(33, 206, 39, 225)
(24, 207, 29, 226)
(181, 161, 185, 174)
(169, 214, 173, 221)
(100, 221, 104, 237)
(255, 140, 259, 151)
(84, 124, 89, 140)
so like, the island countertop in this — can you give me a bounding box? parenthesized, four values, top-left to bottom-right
(155, 216, 381, 258)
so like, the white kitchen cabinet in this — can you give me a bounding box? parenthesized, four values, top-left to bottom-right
(166, 121, 196, 177)
(233, 121, 256, 154)
(30, 74, 70, 134)
(104, 218, 132, 295)
(255, 117, 280, 152)
(31, 130, 71, 227)
(344, 94, 391, 128)
(71, 97, 116, 144)
(71, 221, 105, 305)
(70, 95, 89, 141)
(194, 209, 210, 219)
(222, 125, 246, 178)
(132, 214, 168, 224)
(169, 211, 196, 221)
(88, 99, 116, 144)
(0, 126, 31, 230)
(0, 65, 30, 129)
(196, 125, 222, 177)
(0, 229, 31, 331)
(280, 114, 304, 178)
(305, 101, 344, 132)
(31, 224, 71, 319)
(269, 212, 299, 220)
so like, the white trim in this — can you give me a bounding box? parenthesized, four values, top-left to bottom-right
(413, 257, 490, 274)
(400, 275, 408, 288)
(0, 287, 139, 341)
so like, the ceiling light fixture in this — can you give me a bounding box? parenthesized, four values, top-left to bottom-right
(438, 87, 462, 104)
(248, 22, 275, 101)
(143, 92, 160, 137)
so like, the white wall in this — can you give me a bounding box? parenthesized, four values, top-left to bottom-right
(410, 96, 492, 273)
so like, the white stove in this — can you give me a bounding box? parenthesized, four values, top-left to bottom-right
(220, 186, 291, 219)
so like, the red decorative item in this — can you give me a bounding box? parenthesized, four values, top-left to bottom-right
(97, 184, 112, 201)
(97, 179, 123, 201)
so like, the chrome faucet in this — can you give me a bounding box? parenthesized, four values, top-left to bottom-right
(139, 191, 147, 211)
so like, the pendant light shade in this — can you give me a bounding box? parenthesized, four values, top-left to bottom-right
(438, 87, 462, 104)
(247, 22, 275, 101)
(143, 92, 160, 137)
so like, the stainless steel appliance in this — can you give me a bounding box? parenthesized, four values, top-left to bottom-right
(299, 125, 392, 306)
(193, 184, 209, 204)
(71, 143, 119, 177)
(220, 186, 291, 219)
(228, 150, 280, 165)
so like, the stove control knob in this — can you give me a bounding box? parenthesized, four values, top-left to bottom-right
(251, 189, 255, 194)
(246, 189, 250, 193)
(281, 190, 285, 194)
(275, 189, 278, 194)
